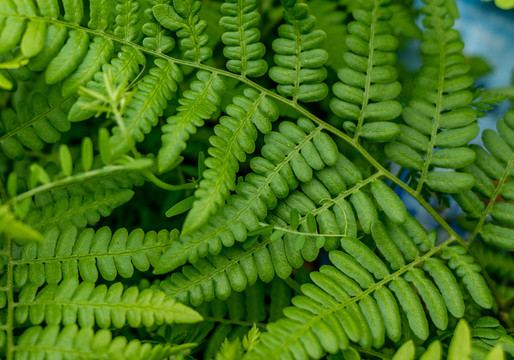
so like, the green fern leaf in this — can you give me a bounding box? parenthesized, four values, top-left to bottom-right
(330, 0, 403, 142)
(219, 0, 268, 77)
(14, 324, 194, 360)
(182, 89, 278, 235)
(388, 0, 479, 195)
(68, 46, 146, 122)
(155, 119, 339, 273)
(153, 0, 212, 62)
(110, 58, 182, 156)
(15, 279, 202, 328)
(269, 0, 329, 103)
(246, 238, 491, 358)
(61, 36, 114, 96)
(0, 85, 73, 159)
(143, 0, 176, 54)
(158, 70, 226, 172)
(13, 225, 177, 287)
(114, 0, 141, 42)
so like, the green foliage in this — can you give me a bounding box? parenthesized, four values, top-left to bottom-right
(0, 0, 512, 359)
(269, 0, 329, 103)
(219, 0, 268, 77)
(330, 0, 403, 143)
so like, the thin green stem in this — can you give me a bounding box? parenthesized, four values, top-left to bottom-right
(202, 316, 267, 328)
(143, 171, 197, 191)
(467, 152, 514, 246)
(283, 277, 303, 295)
(415, 0, 445, 195)
(354, 0, 378, 142)
(260, 222, 353, 238)
(352, 345, 392, 360)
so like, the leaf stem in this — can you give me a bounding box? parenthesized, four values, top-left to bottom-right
(143, 171, 197, 191)
(283, 277, 303, 295)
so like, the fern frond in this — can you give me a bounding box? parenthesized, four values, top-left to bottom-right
(25, 1, 68, 72)
(157, 70, 226, 172)
(14, 324, 193, 360)
(153, 0, 213, 63)
(159, 148, 408, 289)
(471, 88, 507, 113)
(0, 0, 46, 58)
(114, 0, 142, 42)
(25, 187, 133, 231)
(68, 46, 146, 122)
(106, 0, 183, 156)
(1, 0, 133, 104)
(143, 0, 176, 54)
(182, 89, 279, 235)
(164, 279, 287, 359)
(155, 118, 339, 274)
(391, 317, 513, 360)
(440, 245, 493, 309)
(59, 0, 115, 94)
(156, 241, 294, 307)
(6, 136, 149, 231)
(246, 239, 492, 358)
(61, 36, 114, 96)
(385, 0, 477, 195)
(0, 85, 73, 160)
(110, 58, 182, 156)
(89, 0, 114, 33)
(45, 25, 90, 85)
(219, 0, 268, 77)
(454, 110, 514, 251)
(14, 279, 202, 328)
(0, 1, 510, 358)
(269, 0, 329, 103)
(12, 226, 177, 287)
(330, 0, 403, 143)
(469, 317, 514, 358)
(309, 0, 348, 72)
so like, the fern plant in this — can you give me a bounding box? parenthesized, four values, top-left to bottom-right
(0, 0, 513, 359)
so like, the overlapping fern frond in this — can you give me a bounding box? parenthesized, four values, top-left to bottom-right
(453, 109, 514, 251)
(386, 0, 477, 195)
(0, 0, 512, 359)
(246, 237, 492, 359)
(155, 118, 340, 274)
(269, 0, 329, 103)
(330, 0, 403, 143)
